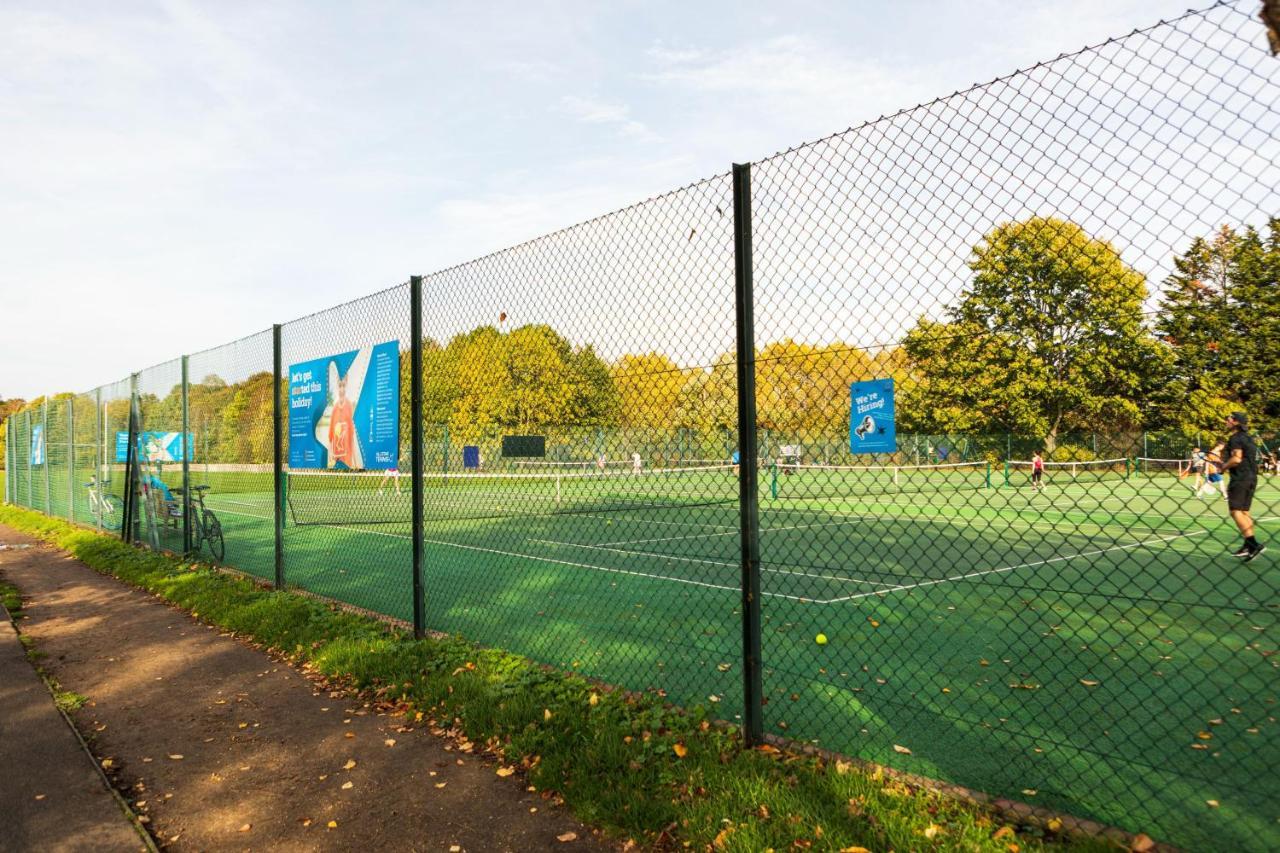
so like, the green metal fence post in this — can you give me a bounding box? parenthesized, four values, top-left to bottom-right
(95, 387, 103, 530)
(43, 399, 50, 515)
(732, 162, 764, 748)
(410, 275, 426, 639)
(67, 398, 75, 522)
(27, 410, 34, 508)
(272, 325, 285, 589)
(182, 356, 192, 557)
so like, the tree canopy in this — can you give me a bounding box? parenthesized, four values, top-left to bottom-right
(899, 217, 1159, 450)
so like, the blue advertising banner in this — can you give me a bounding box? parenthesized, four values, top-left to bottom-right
(115, 432, 193, 463)
(289, 340, 400, 470)
(30, 424, 45, 466)
(849, 378, 896, 454)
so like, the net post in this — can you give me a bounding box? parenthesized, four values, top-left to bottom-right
(1003, 460, 1010, 487)
(66, 397, 74, 522)
(985, 460, 992, 489)
(272, 325, 285, 589)
(43, 398, 50, 515)
(732, 162, 764, 748)
(410, 275, 426, 639)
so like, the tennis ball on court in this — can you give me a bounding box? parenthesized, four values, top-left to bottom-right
(815, 633, 828, 645)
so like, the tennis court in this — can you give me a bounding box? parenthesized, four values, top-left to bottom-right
(139, 457, 1274, 846)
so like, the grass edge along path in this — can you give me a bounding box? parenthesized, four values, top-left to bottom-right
(0, 505, 1130, 853)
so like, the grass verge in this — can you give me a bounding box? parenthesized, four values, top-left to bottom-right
(0, 504, 1122, 852)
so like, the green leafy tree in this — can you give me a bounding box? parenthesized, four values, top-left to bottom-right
(900, 217, 1157, 451)
(1153, 218, 1280, 434)
(420, 323, 619, 440)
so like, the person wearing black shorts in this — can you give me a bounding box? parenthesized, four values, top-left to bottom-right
(1222, 412, 1264, 561)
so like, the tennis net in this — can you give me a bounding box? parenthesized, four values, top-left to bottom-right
(1004, 457, 1130, 486)
(769, 460, 991, 501)
(286, 464, 739, 525)
(1134, 457, 1192, 479)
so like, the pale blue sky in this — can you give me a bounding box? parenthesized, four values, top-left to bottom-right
(0, 0, 1231, 398)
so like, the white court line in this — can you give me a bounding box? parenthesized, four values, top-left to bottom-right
(528, 537, 896, 589)
(421, 538, 822, 602)
(824, 529, 1212, 603)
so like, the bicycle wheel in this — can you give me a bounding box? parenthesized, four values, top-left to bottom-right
(203, 511, 224, 563)
(100, 495, 123, 531)
(187, 500, 204, 555)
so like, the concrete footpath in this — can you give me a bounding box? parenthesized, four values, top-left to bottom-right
(0, 525, 603, 852)
(0, 545, 146, 852)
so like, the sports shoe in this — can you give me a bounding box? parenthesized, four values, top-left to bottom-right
(1242, 544, 1266, 563)
(1232, 544, 1252, 557)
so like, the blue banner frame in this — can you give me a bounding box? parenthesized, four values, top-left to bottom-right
(849, 378, 896, 454)
(288, 340, 400, 470)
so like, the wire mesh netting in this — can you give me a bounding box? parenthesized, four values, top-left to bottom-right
(186, 330, 277, 580)
(2, 3, 1277, 850)
(417, 174, 743, 712)
(747, 5, 1279, 848)
(280, 285, 413, 618)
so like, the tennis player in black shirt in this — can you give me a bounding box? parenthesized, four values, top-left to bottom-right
(1221, 412, 1264, 561)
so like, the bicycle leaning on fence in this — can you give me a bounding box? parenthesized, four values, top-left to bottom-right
(83, 476, 124, 531)
(171, 484, 225, 562)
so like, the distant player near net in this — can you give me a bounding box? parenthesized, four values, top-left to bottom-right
(1221, 412, 1264, 561)
(1198, 445, 1228, 500)
(1030, 450, 1045, 491)
(631, 452, 643, 474)
(1188, 446, 1207, 492)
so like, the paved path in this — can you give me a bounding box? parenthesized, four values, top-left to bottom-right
(0, 525, 604, 852)
(0, 538, 145, 852)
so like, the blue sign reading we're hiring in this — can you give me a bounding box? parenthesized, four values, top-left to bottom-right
(849, 378, 896, 454)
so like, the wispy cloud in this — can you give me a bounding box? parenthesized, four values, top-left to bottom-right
(559, 95, 657, 141)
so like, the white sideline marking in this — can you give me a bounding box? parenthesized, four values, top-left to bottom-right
(823, 529, 1212, 603)
(421, 538, 821, 602)
(530, 537, 895, 589)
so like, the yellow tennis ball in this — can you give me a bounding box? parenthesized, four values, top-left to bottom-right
(815, 633, 828, 645)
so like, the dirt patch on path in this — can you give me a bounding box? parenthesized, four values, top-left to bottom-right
(0, 525, 607, 852)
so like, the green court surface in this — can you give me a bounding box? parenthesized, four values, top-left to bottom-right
(11, 461, 1279, 849)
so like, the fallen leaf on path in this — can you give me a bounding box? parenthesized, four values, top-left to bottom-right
(1206, 799, 1219, 808)
(496, 766, 515, 777)
(327, 820, 338, 828)
(343, 760, 356, 770)
(384, 739, 396, 747)
(34, 794, 45, 801)
(435, 782, 447, 789)
(342, 781, 353, 790)
(557, 831, 578, 842)
(239, 824, 251, 832)
(101, 759, 114, 769)
(1046, 817, 1063, 832)
(1129, 833, 1155, 851)
(168, 755, 183, 761)
(892, 744, 912, 755)
(344, 732, 354, 739)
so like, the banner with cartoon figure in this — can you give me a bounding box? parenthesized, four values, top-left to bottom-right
(115, 432, 193, 463)
(288, 340, 400, 470)
(849, 378, 896, 454)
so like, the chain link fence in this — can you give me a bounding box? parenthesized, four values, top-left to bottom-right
(2, 3, 1277, 848)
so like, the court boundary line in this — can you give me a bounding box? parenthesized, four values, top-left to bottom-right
(823, 529, 1213, 603)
